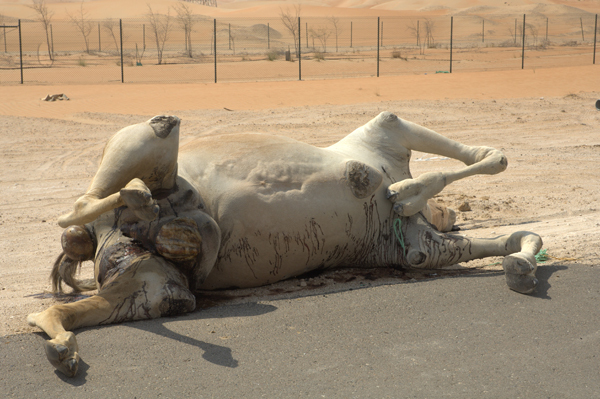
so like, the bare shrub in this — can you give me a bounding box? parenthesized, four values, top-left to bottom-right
(102, 18, 120, 53)
(28, 0, 54, 60)
(174, 2, 196, 58)
(279, 5, 301, 57)
(309, 26, 331, 53)
(266, 50, 279, 61)
(424, 19, 436, 48)
(328, 16, 343, 52)
(67, 1, 93, 54)
(391, 49, 406, 60)
(146, 5, 173, 65)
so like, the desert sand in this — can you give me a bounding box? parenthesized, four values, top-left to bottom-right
(0, 0, 599, 339)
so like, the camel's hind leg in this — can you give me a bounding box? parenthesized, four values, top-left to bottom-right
(402, 214, 543, 294)
(58, 116, 180, 228)
(28, 255, 195, 377)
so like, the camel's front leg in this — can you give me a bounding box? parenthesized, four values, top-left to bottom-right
(28, 254, 195, 377)
(402, 214, 543, 294)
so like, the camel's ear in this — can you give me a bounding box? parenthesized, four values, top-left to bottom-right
(149, 116, 180, 139)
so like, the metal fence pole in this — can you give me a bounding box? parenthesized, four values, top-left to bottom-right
(521, 14, 526, 69)
(482, 19, 485, 43)
(546, 18, 548, 42)
(594, 14, 598, 64)
(350, 21, 353, 48)
(18, 20, 23, 84)
(98, 22, 101, 51)
(120, 19, 124, 83)
(298, 17, 301, 81)
(214, 19, 217, 83)
(450, 16, 453, 73)
(143, 24, 146, 50)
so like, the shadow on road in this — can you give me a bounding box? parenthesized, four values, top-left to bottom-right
(532, 264, 568, 300)
(128, 302, 278, 368)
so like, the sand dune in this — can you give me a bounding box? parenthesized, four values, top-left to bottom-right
(1, 0, 597, 21)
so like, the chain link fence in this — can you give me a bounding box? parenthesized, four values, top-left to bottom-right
(0, 11, 598, 85)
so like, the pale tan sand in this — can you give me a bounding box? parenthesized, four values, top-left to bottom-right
(0, 65, 598, 119)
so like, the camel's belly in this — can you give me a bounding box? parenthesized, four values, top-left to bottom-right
(177, 133, 402, 289)
(195, 179, 400, 289)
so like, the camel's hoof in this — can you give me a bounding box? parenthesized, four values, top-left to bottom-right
(505, 273, 538, 294)
(502, 253, 535, 275)
(44, 332, 80, 377)
(120, 180, 160, 222)
(503, 253, 537, 294)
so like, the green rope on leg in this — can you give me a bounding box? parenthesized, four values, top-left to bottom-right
(535, 248, 548, 263)
(393, 218, 407, 258)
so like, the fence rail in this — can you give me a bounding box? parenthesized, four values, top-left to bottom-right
(0, 12, 598, 85)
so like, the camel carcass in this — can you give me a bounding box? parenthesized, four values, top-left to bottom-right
(28, 112, 542, 377)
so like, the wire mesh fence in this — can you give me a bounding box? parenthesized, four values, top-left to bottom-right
(0, 11, 598, 85)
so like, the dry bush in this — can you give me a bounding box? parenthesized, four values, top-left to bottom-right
(391, 49, 407, 60)
(28, 0, 54, 60)
(266, 50, 279, 61)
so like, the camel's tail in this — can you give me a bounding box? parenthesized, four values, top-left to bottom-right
(50, 252, 97, 293)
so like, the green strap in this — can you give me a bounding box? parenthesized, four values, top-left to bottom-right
(393, 218, 407, 257)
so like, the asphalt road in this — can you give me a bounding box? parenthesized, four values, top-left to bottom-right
(2, 264, 599, 398)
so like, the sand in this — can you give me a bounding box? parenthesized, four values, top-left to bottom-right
(0, 0, 599, 338)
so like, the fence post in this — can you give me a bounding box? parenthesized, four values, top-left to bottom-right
(521, 14, 526, 69)
(268, 22, 270, 49)
(482, 19, 484, 43)
(298, 17, 301, 81)
(417, 20, 420, 46)
(594, 14, 598, 64)
(228, 23, 231, 50)
(120, 19, 124, 83)
(377, 17, 380, 77)
(214, 19, 217, 83)
(381, 21, 383, 47)
(18, 19, 23, 84)
(98, 22, 101, 51)
(450, 16, 453, 73)
(143, 24, 146, 50)
(514, 18, 517, 44)
(546, 17, 548, 42)
(306, 22, 308, 48)
(580, 17, 585, 41)
(350, 21, 353, 48)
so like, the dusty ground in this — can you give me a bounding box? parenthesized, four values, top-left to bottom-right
(0, 74, 598, 337)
